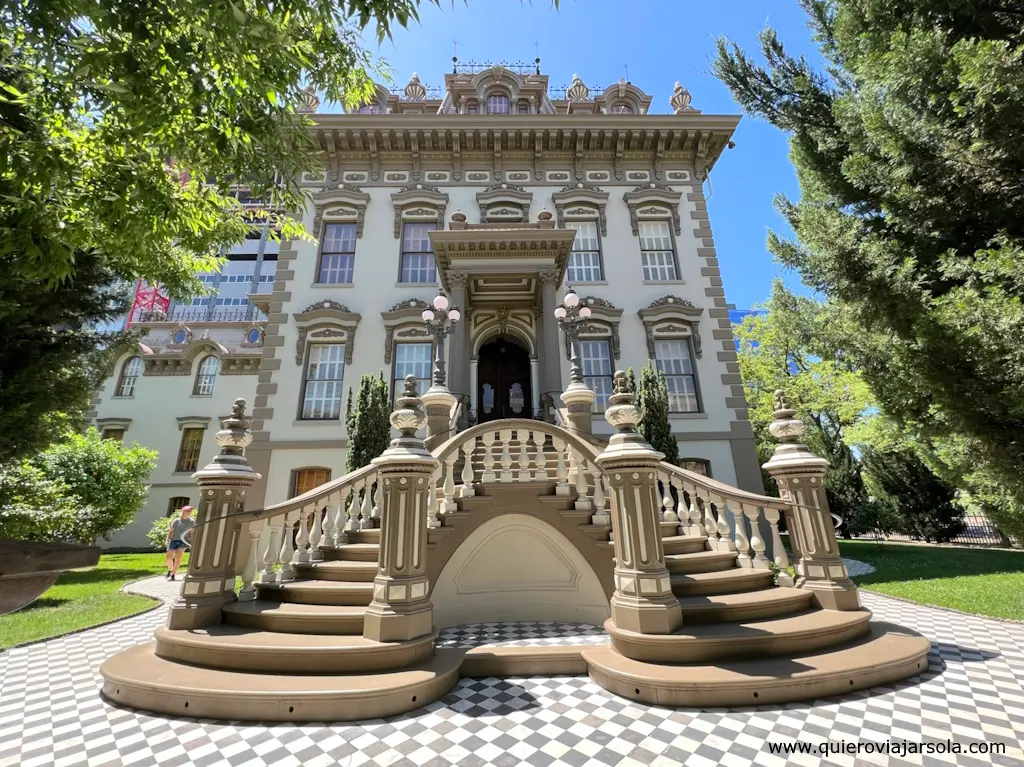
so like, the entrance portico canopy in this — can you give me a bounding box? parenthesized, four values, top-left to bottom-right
(428, 215, 578, 422)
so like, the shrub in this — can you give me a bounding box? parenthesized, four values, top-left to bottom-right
(147, 513, 178, 550)
(0, 462, 81, 541)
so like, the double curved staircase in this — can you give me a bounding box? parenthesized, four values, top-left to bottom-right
(101, 417, 930, 722)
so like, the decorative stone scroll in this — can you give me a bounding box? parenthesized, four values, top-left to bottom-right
(551, 183, 609, 236)
(562, 296, 623, 361)
(637, 295, 704, 359)
(476, 183, 532, 223)
(292, 300, 362, 365)
(623, 183, 683, 236)
(391, 184, 449, 239)
(311, 185, 370, 238)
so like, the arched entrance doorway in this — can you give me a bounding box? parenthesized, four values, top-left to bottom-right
(477, 338, 532, 422)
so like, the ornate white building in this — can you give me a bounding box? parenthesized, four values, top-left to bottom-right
(88, 63, 762, 548)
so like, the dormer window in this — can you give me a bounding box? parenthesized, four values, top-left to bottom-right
(517, 100, 530, 114)
(610, 103, 633, 114)
(486, 94, 510, 114)
(467, 101, 479, 114)
(357, 103, 382, 114)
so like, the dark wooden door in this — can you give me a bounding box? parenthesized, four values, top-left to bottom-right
(477, 339, 532, 422)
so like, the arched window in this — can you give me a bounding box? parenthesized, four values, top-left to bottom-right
(486, 94, 510, 114)
(610, 103, 633, 114)
(193, 356, 220, 396)
(116, 356, 143, 397)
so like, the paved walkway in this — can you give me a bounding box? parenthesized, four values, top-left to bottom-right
(1, 562, 1022, 767)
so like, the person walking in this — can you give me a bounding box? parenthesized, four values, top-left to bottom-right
(165, 505, 195, 581)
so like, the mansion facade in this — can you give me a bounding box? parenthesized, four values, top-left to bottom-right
(88, 63, 762, 548)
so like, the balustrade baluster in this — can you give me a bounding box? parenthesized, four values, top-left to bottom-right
(308, 500, 324, 562)
(713, 495, 738, 553)
(499, 428, 513, 483)
(516, 431, 529, 481)
(427, 468, 441, 529)
(668, 474, 684, 533)
(329, 491, 346, 547)
(702, 488, 718, 549)
(460, 439, 476, 497)
(371, 477, 381, 524)
(359, 480, 373, 529)
(686, 484, 704, 538)
(277, 512, 297, 581)
(443, 453, 458, 512)
(294, 506, 312, 564)
(574, 451, 592, 511)
(554, 437, 570, 496)
(238, 519, 265, 600)
(592, 468, 610, 526)
(764, 507, 794, 585)
(344, 486, 359, 533)
(744, 504, 769, 569)
(660, 472, 679, 523)
(262, 518, 281, 581)
(729, 500, 751, 567)
(481, 430, 497, 483)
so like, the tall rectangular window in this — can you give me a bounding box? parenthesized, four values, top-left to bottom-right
(393, 342, 432, 400)
(580, 339, 614, 411)
(167, 496, 190, 517)
(567, 222, 602, 283)
(317, 223, 356, 284)
(656, 339, 700, 412)
(639, 221, 678, 281)
(175, 428, 205, 473)
(301, 344, 346, 420)
(400, 222, 437, 283)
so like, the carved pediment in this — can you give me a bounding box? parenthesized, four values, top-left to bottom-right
(476, 183, 532, 223)
(390, 298, 429, 312)
(312, 185, 370, 238)
(552, 183, 609, 235)
(638, 296, 705, 359)
(391, 185, 449, 238)
(623, 184, 683, 237)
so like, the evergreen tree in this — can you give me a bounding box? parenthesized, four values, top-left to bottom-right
(635, 362, 679, 465)
(345, 372, 391, 473)
(714, 1, 1024, 539)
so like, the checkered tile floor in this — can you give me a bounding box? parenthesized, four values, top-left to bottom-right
(2, 568, 1023, 767)
(437, 622, 607, 648)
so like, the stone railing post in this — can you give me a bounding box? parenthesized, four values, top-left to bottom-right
(762, 389, 860, 611)
(168, 398, 261, 630)
(363, 375, 439, 642)
(421, 384, 457, 442)
(595, 371, 682, 634)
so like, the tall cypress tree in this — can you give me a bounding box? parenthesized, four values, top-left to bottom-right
(345, 372, 391, 473)
(714, 3, 1024, 539)
(635, 362, 679, 465)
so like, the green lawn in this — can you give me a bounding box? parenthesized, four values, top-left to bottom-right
(0, 552, 184, 650)
(840, 539, 1024, 621)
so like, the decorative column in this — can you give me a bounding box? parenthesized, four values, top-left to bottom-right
(363, 375, 440, 642)
(554, 286, 596, 434)
(420, 289, 462, 441)
(168, 398, 261, 630)
(763, 390, 860, 611)
(595, 372, 682, 634)
(539, 270, 563, 418)
(447, 272, 471, 428)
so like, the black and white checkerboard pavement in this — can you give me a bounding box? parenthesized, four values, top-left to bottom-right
(1, 560, 1022, 767)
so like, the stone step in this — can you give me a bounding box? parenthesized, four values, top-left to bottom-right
(676, 586, 814, 624)
(582, 620, 930, 707)
(256, 579, 374, 606)
(664, 550, 738, 575)
(670, 568, 775, 597)
(606, 609, 872, 664)
(222, 601, 366, 635)
(558, 509, 595, 524)
(609, 520, 682, 543)
(343, 529, 380, 544)
(101, 642, 464, 722)
(661, 535, 710, 556)
(154, 626, 434, 674)
(320, 543, 380, 562)
(579, 524, 612, 542)
(295, 560, 378, 583)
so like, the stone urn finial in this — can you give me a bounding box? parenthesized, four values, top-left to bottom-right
(193, 397, 260, 482)
(296, 85, 320, 114)
(604, 370, 641, 435)
(670, 81, 694, 114)
(768, 389, 805, 444)
(566, 73, 589, 102)
(390, 374, 427, 438)
(404, 72, 427, 101)
(216, 398, 253, 456)
(451, 209, 467, 223)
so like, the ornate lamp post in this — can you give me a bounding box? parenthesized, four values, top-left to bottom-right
(554, 286, 596, 434)
(420, 289, 462, 439)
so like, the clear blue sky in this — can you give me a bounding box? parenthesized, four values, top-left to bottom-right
(363, 0, 821, 310)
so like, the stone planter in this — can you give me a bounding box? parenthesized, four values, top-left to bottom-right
(0, 539, 101, 615)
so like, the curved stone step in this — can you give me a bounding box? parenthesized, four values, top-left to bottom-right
(295, 560, 378, 582)
(222, 600, 366, 635)
(583, 621, 930, 707)
(661, 535, 709, 556)
(154, 626, 435, 673)
(101, 642, 464, 722)
(320, 543, 380, 562)
(677, 586, 814, 624)
(256, 579, 374, 606)
(671, 568, 775, 597)
(343, 529, 380, 544)
(606, 609, 873, 663)
(664, 550, 737, 575)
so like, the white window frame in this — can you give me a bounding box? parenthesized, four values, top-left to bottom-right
(579, 339, 614, 412)
(399, 222, 438, 284)
(317, 222, 357, 285)
(301, 343, 346, 420)
(116, 356, 143, 397)
(639, 220, 679, 282)
(566, 221, 603, 283)
(655, 338, 701, 413)
(193, 356, 220, 396)
(392, 341, 433, 401)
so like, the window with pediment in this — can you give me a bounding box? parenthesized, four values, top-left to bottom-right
(486, 93, 510, 114)
(638, 219, 678, 282)
(567, 221, 603, 283)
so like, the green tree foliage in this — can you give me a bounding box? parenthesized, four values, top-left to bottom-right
(629, 362, 679, 465)
(862, 446, 966, 543)
(0, 429, 157, 543)
(714, 1, 1024, 540)
(0, 252, 131, 463)
(345, 373, 391, 473)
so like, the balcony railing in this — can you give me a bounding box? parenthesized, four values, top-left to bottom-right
(132, 307, 266, 324)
